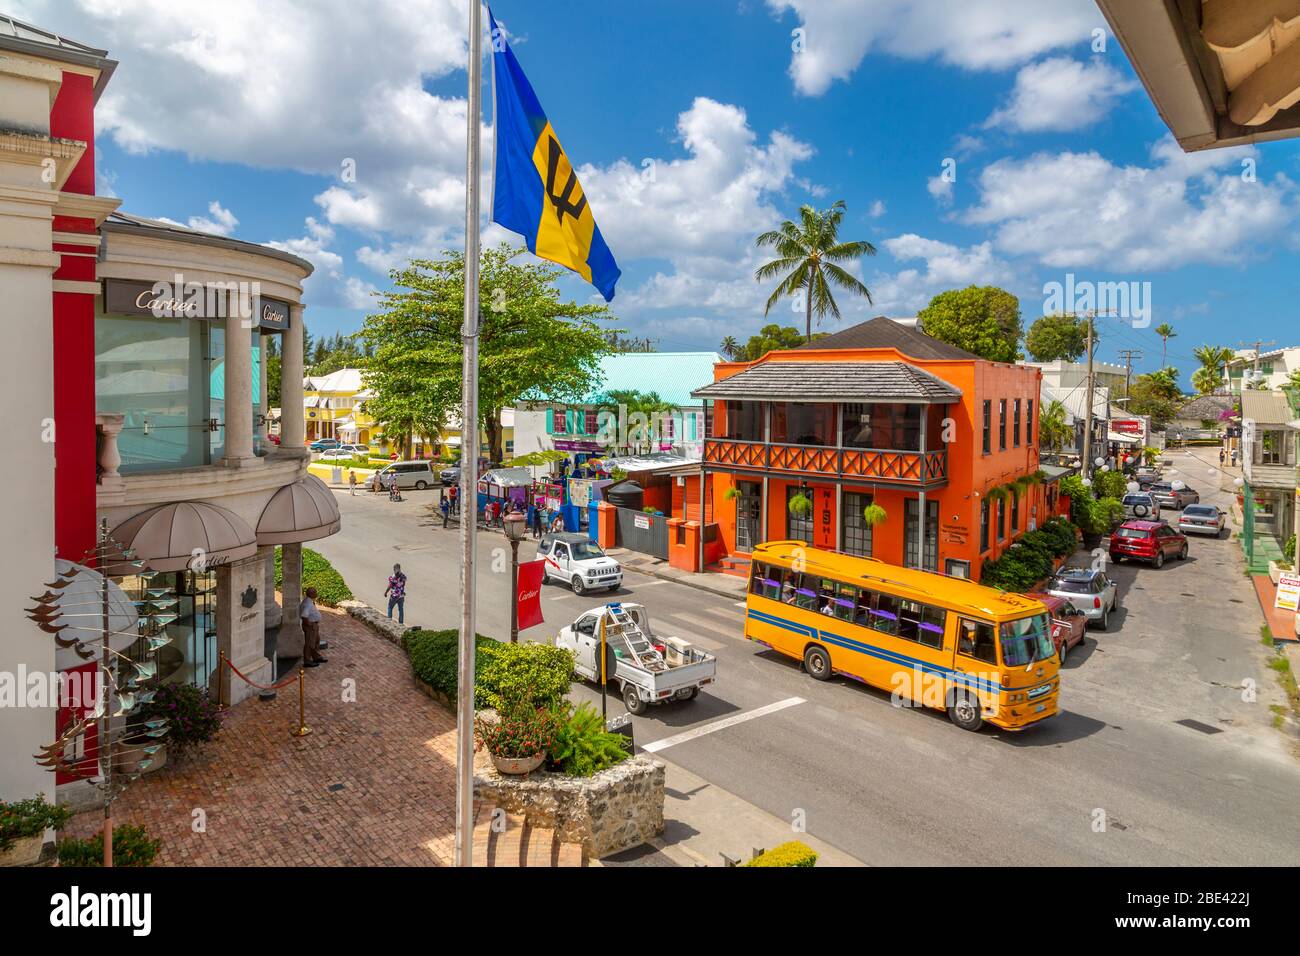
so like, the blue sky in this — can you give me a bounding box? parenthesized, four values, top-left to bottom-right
(24, 0, 1300, 383)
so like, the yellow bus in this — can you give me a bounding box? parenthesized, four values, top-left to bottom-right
(744, 542, 1060, 732)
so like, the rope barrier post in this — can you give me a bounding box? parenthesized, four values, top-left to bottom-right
(291, 668, 311, 738)
(217, 649, 228, 711)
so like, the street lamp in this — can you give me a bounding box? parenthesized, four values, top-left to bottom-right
(504, 511, 527, 643)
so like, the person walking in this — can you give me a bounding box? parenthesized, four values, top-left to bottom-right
(385, 564, 407, 624)
(1231, 448, 1239, 468)
(348, 469, 357, 495)
(440, 496, 450, 528)
(300, 586, 326, 667)
(449, 483, 459, 515)
(1219, 448, 1226, 466)
(530, 501, 543, 538)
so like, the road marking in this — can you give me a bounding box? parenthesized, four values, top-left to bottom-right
(702, 605, 742, 621)
(632, 578, 668, 587)
(667, 611, 740, 643)
(642, 697, 805, 754)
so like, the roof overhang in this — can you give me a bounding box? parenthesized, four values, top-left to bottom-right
(1097, 0, 1300, 151)
(692, 361, 962, 404)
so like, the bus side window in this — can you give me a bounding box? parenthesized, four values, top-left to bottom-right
(958, 618, 997, 664)
(854, 587, 875, 627)
(794, 575, 818, 612)
(897, 599, 924, 642)
(749, 562, 767, 596)
(781, 571, 799, 604)
(919, 606, 947, 650)
(835, 582, 857, 622)
(817, 578, 838, 616)
(871, 592, 900, 636)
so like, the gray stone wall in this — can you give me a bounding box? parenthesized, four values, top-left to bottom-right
(475, 755, 665, 859)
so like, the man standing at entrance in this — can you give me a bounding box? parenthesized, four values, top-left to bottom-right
(385, 563, 407, 624)
(300, 587, 326, 667)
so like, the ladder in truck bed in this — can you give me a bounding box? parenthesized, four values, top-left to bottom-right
(602, 604, 666, 673)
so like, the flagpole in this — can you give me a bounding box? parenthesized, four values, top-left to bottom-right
(455, 0, 483, 869)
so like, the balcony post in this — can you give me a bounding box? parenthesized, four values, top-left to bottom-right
(918, 406, 928, 571)
(279, 304, 306, 455)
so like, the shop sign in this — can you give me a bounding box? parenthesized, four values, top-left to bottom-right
(1276, 573, 1300, 613)
(633, 514, 651, 530)
(104, 278, 291, 330)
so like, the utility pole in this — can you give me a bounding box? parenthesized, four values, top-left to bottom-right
(1117, 349, 1143, 403)
(1237, 339, 1276, 389)
(1078, 310, 1118, 477)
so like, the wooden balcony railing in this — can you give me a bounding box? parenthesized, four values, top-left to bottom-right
(703, 439, 947, 485)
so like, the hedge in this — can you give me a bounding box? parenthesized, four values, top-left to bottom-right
(400, 629, 573, 710)
(980, 517, 1079, 592)
(742, 840, 818, 867)
(56, 825, 160, 867)
(274, 547, 354, 606)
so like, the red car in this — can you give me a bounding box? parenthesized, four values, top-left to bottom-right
(1109, 520, 1188, 568)
(1030, 593, 1088, 662)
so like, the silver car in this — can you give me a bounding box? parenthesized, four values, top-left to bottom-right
(1122, 493, 1161, 521)
(1043, 568, 1120, 631)
(1177, 503, 1226, 537)
(1149, 482, 1199, 510)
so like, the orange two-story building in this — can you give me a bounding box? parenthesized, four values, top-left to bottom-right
(690, 318, 1053, 581)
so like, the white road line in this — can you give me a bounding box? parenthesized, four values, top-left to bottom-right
(668, 611, 740, 642)
(631, 578, 668, 586)
(702, 605, 742, 621)
(642, 697, 805, 754)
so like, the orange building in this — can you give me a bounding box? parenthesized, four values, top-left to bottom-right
(687, 318, 1055, 582)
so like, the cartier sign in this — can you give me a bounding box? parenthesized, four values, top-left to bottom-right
(104, 278, 291, 331)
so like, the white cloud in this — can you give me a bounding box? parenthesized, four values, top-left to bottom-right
(927, 175, 954, 205)
(767, 0, 1104, 95)
(186, 200, 239, 236)
(869, 234, 1017, 313)
(962, 137, 1296, 271)
(985, 56, 1136, 132)
(868, 199, 887, 218)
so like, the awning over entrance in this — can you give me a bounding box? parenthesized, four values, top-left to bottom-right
(1106, 430, 1141, 444)
(257, 475, 342, 545)
(111, 501, 258, 572)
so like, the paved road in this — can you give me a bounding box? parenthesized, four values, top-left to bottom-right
(313, 458, 1300, 865)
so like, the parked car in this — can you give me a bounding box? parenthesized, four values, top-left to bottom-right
(1029, 592, 1089, 661)
(368, 460, 436, 491)
(439, 464, 462, 485)
(1149, 482, 1199, 510)
(309, 438, 340, 452)
(1177, 503, 1227, 537)
(318, 449, 355, 461)
(1122, 492, 1161, 521)
(1134, 470, 1160, 489)
(538, 532, 622, 595)
(336, 443, 369, 456)
(1109, 520, 1188, 568)
(1043, 568, 1119, 631)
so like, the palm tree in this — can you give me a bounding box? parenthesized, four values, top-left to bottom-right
(755, 200, 876, 344)
(719, 336, 740, 359)
(1192, 344, 1235, 395)
(1038, 399, 1073, 454)
(1153, 322, 1176, 368)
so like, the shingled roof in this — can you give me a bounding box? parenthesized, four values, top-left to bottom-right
(795, 316, 981, 361)
(692, 361, 961, 403)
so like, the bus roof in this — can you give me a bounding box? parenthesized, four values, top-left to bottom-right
(751, 541, 1044, 621)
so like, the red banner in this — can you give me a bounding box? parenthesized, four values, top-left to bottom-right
(517, 559, 546, 631)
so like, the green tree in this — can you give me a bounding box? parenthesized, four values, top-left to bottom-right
(735, 324, 826, 361)
(1024, 312, 1089, 362)
(1153, 322, 1176, 368)
(1191, 344, 1234, 395)
(1128, 369, 1182, 429)
(719, 335, 740, 359)
(602, 389, 677, 453)
(755, 200, 876, 344)
(917, 286, 1023, 363)
(359, 244, 614, 464)
(1038, 399, 1073, 453)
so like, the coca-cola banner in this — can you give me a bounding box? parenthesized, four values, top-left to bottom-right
(517, 559, 545, 631)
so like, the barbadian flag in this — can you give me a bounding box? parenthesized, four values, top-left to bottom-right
(488, 8, 620, 301)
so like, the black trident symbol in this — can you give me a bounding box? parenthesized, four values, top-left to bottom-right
(544, 134, 588, 225)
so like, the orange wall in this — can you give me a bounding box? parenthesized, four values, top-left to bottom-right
(704, 345, 1045, 580)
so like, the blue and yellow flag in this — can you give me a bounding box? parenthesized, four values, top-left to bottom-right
(489, 8, 620, 301)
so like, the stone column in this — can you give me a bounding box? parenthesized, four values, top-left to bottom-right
(211, 555, 272, 706)
(222, 288, 256, 466)
(279, 541, 304, 656)
(279, 304, 306, 454)
(257, 332, 269, 451)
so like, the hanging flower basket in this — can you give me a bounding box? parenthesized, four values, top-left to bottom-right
(723, 487, 741, 501)
(788, 493, 813, 516)
(861, 503, 888, 527)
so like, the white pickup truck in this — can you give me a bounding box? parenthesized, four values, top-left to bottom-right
(556, 603, 717, 715)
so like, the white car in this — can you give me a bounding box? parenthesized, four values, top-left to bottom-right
(368, 460, 437, 490)
(1177, 503, 1227, 537)
(538, 533, 622, 595)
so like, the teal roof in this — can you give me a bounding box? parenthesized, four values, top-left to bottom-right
(532, 352, 721, 408)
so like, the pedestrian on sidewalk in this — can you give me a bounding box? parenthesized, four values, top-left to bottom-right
(1219, 448, 1226, 466)
(449, 483, 459, 514)
(348, 469, 357, 495)
(1231, 448, 1239, 467)
(385, 564, 407, 624)
(301, 586, 326, 667)
(440, 497, 450, 528)
(531, 501, 543, 538)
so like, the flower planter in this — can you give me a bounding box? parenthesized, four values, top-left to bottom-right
(491, 752, 545, 775)
(0, 835, 43, 867)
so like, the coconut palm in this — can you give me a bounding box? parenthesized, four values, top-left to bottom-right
(1038, 399, 1073, 453)
(1192, 344, 1235, 395)
(755, 200, 876, 344)
(719, 336, 740, 359)
(1153, 322, 1176, 368)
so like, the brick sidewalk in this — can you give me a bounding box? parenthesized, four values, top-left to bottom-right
(63, 607, 462, 866)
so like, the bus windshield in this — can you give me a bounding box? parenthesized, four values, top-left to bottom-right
(999, 613, 1055, 666)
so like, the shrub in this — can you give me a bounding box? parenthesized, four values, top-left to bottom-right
(475, 700, 562, 760)
(476, 641, 574, 711)
(548, 701, 631, 777)
(1091, 497, 1126, 534)
(402, 628, 498, 699)
(1285, 535, 1296, 563)
(138, 683, 222, 757)
(274, 547, 354, 606)
(0, 795, 70, 852)
(1092, 469, 1128, 500)
(56, 825, 160, 867)
(742, 840, 818, 867)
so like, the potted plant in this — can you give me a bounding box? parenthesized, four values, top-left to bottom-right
(722, 486, 741, 502)
(0, 795, 70, 867)
(788, 492, 813, 516)
(137, 682, 223, 764)
(475, 700, 562, 775)
(861, 503, 887, 527)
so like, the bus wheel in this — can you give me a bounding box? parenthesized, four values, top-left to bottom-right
(803, 645, 832, 681)
(947, 691, 984, 732)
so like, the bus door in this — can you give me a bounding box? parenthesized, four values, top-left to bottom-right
(954, 617, 1000, 711)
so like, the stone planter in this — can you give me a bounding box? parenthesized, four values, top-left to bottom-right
(492, 753, 545, 775)
(475, 754, 665, 859)
(0, 835, 44, 867)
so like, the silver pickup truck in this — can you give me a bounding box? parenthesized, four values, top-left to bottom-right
(556, 603, 717, 715)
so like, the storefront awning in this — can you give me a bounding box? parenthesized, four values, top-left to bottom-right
(257, 476, 342, 545)
(1107, 430, 1142, 444)
(110, 501, 258, 572)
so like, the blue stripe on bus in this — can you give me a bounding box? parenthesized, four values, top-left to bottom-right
(746, 607, 1005, 694)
